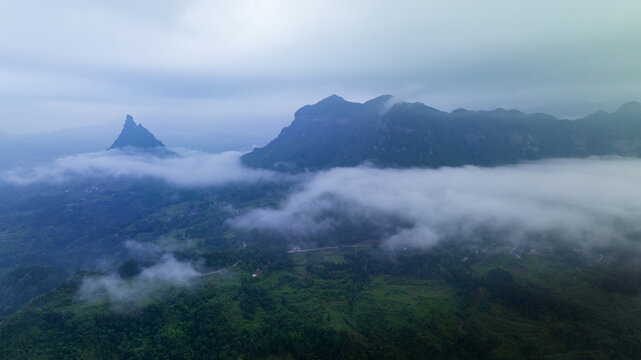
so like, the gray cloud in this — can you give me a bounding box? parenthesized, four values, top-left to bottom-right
(1, 149, 290, 186)
(231, 157, 641, 250)
(77, 254, 200, 306)
(1, 1, 641, 135)
(123, 239, 162, 261)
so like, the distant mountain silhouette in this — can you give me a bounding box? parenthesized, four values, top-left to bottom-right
(241, 96, 641, 171)
(108, 115, 176, 157)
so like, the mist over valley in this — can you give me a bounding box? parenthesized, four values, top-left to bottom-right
(2, 1, 641, 358)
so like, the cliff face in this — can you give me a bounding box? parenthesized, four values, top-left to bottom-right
(241, 96, 641, 171)
(241, 95, 391, 171)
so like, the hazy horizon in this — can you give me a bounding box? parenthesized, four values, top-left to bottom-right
(0, 94, 632, 138)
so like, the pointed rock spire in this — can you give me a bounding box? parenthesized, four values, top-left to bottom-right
(108, 115, 166, 150)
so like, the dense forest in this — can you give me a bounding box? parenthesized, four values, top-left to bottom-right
(3, 238, 641, 359)
(1, 155, 641, 359)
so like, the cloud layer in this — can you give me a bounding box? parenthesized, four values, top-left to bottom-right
(1, 149, 288, 186)
(232, 157, 641, 250)
(2, 1, 641, 135)
(77, 254, 200, 306)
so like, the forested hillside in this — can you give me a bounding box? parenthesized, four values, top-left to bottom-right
(242, 96, 641, 170)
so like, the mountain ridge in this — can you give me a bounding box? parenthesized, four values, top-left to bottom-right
(241, 95, 641, 171)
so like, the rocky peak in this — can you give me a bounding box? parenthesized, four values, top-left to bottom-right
(108, 115, 166, 151)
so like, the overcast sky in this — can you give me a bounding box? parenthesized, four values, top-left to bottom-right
(1, 0, 640, 136)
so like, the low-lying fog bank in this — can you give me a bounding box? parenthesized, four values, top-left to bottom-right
(232, 157, 641, 251)
(1, 149, 289, 187)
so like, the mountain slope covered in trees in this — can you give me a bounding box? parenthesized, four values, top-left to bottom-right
(242, 96, 641, 170)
